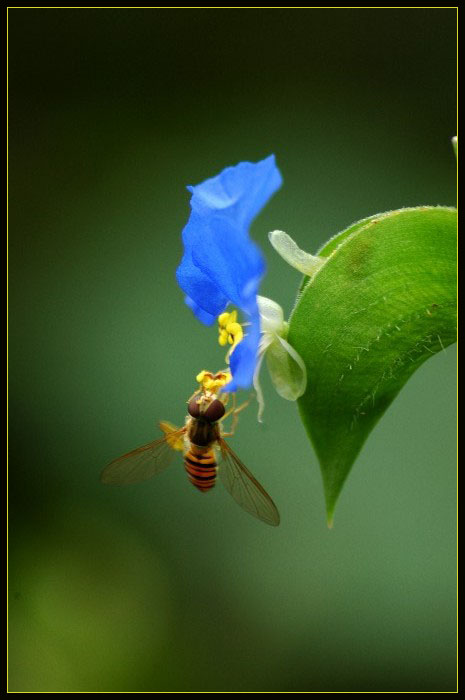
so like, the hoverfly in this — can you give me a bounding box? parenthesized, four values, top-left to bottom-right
(101, 372, 280, 526)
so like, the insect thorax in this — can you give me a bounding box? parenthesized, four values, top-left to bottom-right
(187, 417, 220, 448)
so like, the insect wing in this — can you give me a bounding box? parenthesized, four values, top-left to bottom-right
(101, 427, 186, 485)
(218, 439, 280, 526)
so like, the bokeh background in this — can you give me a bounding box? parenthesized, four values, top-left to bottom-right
(9, 8, 457, 692)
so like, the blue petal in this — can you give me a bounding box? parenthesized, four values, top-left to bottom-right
(176, 234, 229, 318)
(188, 155, 282, 230)
(177, 155, 283, 391)
(188, 214, 266, 312)
(184, 296, 218, 325)
(226, 305, 261, 391)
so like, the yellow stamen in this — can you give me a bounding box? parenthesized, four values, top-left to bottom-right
(196, 369, 232, 393)
(196, 370, 213, 384)
(218, 310, 237, 327)
(219, 329, 229, 346)
(226, 321, 243, 345)
(218, 310, 244, 351)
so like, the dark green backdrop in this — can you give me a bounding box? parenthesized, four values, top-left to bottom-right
(9, 8, 457, 692)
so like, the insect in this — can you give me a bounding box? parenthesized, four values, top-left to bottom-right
(100, 372, 280, 526)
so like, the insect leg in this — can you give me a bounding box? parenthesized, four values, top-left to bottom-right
(220, 393, 236, 422)
(222, 394, 253, 437)
(186, 388, 201, 404)
(219, 391, 231, 407)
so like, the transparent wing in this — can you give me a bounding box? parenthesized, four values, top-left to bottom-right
(218, 438, 280, 526)
(101, 426, 186, 485)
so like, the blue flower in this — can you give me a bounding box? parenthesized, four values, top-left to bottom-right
(176, 155, 282, 391)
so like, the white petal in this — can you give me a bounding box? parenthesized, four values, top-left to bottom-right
(268, 230, 325, 276)
(257, 295, 285, 334)
(253, 335, 274, 422)
(266, 335, 307, 401)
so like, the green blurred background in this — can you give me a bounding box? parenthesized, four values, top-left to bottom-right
(9, 8, 456, 692)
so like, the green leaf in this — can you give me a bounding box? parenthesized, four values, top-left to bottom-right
(287, 207, 457, 525)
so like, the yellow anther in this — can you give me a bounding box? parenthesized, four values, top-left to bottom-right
(218, 329, 229, 346)
(226, 321, 243, 345)
(208, 371, 232, 391)
(218, 310, 237, 329)
(196, 369, 232, 393)
(218, 310, 244, 350)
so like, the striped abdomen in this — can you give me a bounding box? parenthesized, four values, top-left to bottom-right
(184, 447, 218, 492)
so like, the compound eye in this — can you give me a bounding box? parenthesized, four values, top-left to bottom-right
(187, 398, 201, 418)
(203, 399, 226, 423)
